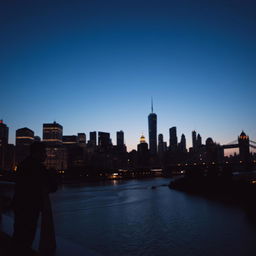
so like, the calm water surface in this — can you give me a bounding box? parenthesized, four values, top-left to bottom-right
(51, 178, 256, 256)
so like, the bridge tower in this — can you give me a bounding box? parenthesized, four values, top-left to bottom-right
(238, 131, 250, 163)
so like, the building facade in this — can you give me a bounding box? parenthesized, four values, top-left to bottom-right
(148, 111, 157, 155)
(0, 120, 9, 170)
(15, 127, 34, 164)
(169, 127, 178, 152)
(98, 132, 112, 150)
(89, 131, 97, 146)
(43, 121, 63, 146)
(117, 130, 124, 147)
(43, 122, 67, 170)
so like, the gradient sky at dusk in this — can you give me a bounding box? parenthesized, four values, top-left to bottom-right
(1, 0, 256, 152)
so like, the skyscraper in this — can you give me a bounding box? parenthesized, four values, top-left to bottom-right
(116, 130, 124, 147)
(34, 136, 41, 142)
(148, 99, 157, 155)
(169, 127, 178, 152)
(98, 132, 112, 150)
(179, 134, 187, 153)
(77, 133, 86, 145)
(43, 121, 63, 145)
(89, 131, 97, 146)
(158, 133, 164, 152)
(16, 127, 34, 145)
(43, 122, 66, 170)
(137, 134, 149, 168)
(0, 120, 9, 169)
(192, 130, 197, 150)
(0, 120, 8, 146)
(15, 127, 34, 164)
(197, 134, 202, 148)
(137, 135, 148, 152)
(63, 135, 77, 145)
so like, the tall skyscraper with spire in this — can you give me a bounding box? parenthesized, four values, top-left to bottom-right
(148, 98, 157, 155)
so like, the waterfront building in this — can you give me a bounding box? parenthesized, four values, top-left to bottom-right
(89, 131, 97, 146)
(205, 137, 218, 163)
(192, 131, 202, 152)
(0, 120, 9, 170)
(77, 133, 86, 145)
(163, 142, 167, 151)
(63, 135, 78, 145)
(15, 127, 34, 164)
(158, 133, 164, 155)
(117, 130, 124, 147)
(43, 121, 63, 146)
(148, 100, 157, 155)
(192, 130, 197, 150)
(34, 136, 41, 142)
(169, 127, 178, 152)
(178, 134, 187, 153)
(137, 135, 148, 152)
(98, 132, 112, 150)
(197, 134, 202, 148)
(137, 135, 149, 168)
(43, 122, 67, 170)
(0, 120, 8, 146)
(63, 135, 85, 171)
(4, 144, 15, 171)
(116, 130, 126, 153)
(44, 146, 67, 171)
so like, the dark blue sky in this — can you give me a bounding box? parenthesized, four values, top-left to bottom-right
(1, 0, 256, 152)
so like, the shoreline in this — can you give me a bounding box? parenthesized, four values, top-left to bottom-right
(169, 175, 256, 213)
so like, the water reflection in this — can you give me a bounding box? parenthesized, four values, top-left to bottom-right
(110, 179, 119, 186)
(50, 178, 256, 256)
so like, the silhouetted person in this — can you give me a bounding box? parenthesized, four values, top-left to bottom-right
(12, 142, 57, 255)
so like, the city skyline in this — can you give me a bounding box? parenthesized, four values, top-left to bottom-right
(1, 0, 256, 152)
(1, 117, 255, 156)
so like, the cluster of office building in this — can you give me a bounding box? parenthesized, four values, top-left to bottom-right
(0, 106, 254, 176)
(0, 120, 128, 174)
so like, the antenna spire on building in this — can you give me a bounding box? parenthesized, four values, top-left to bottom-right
(151, 97, 153, 113)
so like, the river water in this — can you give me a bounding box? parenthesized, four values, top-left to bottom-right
(49, 178, 256, 256)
